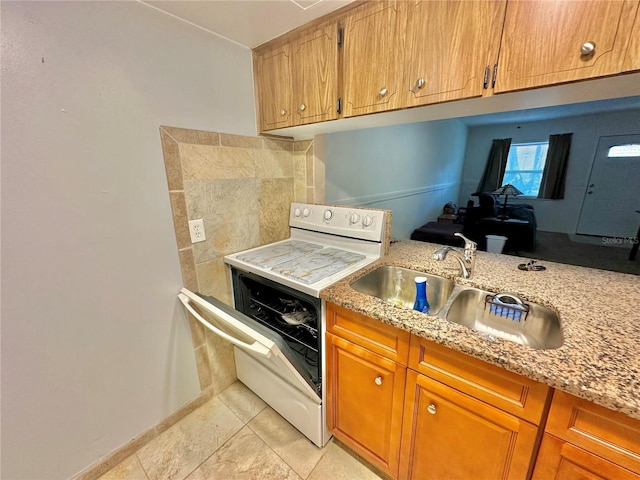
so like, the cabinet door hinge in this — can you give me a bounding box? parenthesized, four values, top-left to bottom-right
(337, 28, 343, 47)
(491, 64, 498, 88)
(337, 97, 342, 114)
(483, 66, 491, 89)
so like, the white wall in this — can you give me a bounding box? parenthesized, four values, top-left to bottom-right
(322, 120, 468, 238)
(459, 109, 640, 233)
(1, 2, 256, 479)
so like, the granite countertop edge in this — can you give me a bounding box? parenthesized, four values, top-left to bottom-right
(320, 239, 640, 421)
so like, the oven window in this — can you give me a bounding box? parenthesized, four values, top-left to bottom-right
(232, 269, 322, 394)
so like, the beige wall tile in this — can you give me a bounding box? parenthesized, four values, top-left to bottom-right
(188, 427, 300, 480)
(255, 149, 294, 179)
(195, 257, 233, 305)
(160, 129, 183, 191)
(185, 179, 260, 264)
(168, 192, 190, 250)
(180, 144, 255, 181)
(305, 148, 314, 186)
(137, 397, 243, 480)
(263, 137, 294, 152)
(160, 126, 219, 146)
(194, 344, 212, 391)
(204, 329, 237, 395)
(178, 249, 197, 291)
(294, 140, 312, 152)
(220, 133, 263, 149)
(259, 178, 294, 244)
(154, 389, 214, 436)
(187, 316, 205, 348)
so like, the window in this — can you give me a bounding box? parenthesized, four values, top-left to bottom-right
(608, 144, 640, 158)
(501, 141, 549, 197)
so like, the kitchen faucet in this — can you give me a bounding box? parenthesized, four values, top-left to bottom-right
(432, 233, 477, 279)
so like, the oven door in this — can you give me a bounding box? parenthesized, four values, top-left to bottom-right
(178, 288, 321, 404)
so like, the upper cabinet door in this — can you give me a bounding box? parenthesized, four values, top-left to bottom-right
(292, 23, 339, 126)
(254, 44, 293, 131)
(403, 0, 507, 106)
(342, 1, 407, 117)
(623, 6, 640, 72)
(495, 0, 640, 93)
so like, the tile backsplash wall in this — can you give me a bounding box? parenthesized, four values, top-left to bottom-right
(160, 126, 321, 394)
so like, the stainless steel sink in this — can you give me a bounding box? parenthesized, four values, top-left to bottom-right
(350, 266, 455, 314)
(445, 287, 564, 350)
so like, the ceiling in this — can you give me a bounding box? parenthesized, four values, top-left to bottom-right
(142, 0, 354, 48)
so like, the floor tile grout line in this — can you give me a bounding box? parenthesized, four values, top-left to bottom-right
(244, 421, 308, 479)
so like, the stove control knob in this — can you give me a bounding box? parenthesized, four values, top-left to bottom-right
(294, 207, 302, 217)
(362, 215, 373, 227)
(302, 207, 311, 217)
(349, 212, 361, 225)
(323, 209, 333, 221)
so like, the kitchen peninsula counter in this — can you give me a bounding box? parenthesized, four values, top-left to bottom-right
(320, 239, 640, 420)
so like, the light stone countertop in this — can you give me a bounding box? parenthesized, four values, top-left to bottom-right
(320, 239, 640, 420)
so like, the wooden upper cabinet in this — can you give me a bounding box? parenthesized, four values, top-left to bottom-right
(403, 0, 507, 106)
(292, 22, 339, 126)
(254, 43, 293, 131)
(341, 0, 407, 117)
(495, 0, 640, 93)
(623, 5, 640, 72)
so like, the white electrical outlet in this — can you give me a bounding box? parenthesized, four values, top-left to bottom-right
(188, 219, 206, 243)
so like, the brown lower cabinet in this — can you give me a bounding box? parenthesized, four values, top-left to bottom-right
(399, 369, 539, 480)
(326, 332, 406, 477)
(325, 302, 640, 480)
(532, 434, 640, 480)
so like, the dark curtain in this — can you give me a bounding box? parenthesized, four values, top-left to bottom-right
(538, 133, 573, 199)
(476, 138, 512, 193)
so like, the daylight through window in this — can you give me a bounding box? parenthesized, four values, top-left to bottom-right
(502, 141, 549, 197)
(607, 144, 640, 158)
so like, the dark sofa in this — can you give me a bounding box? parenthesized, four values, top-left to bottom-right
(462, 193, 537, 251)
(410, 193, 537, 252)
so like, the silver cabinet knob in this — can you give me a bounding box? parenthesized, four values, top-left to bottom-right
(581, 41, 596, 56)
(415, 77, 425, 89)
(299, 104, 306, 111)
(374, 376, 383, 386)
(280, 109, 287, 116)
(427, 403, 437, 415)
(379, 87, 388, 97)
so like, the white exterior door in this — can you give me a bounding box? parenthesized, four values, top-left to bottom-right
(577, 135, 640, 238)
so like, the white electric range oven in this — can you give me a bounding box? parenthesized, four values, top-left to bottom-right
(178, 203, 389, 447)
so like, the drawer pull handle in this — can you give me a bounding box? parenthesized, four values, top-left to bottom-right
(427, 404, 437, 415)
(280, 109, 287, 116)
(374, 376, 383, 386)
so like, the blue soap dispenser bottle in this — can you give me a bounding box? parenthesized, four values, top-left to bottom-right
(413, 276, 430, 314)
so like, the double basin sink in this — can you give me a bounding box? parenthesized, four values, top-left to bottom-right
(350, 265, 563, 350)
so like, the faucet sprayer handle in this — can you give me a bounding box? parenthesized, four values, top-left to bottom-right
(454, 232, 477, 250)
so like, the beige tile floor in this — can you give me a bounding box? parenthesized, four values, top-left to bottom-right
(98, 381, 385, 480)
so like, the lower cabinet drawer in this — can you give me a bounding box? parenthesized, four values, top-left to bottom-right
(533, 433, 640, 480)
(544, 390, 640, 474)
(408, 336, 551, 425)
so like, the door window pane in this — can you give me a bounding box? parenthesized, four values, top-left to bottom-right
(608, 144, 640, 158)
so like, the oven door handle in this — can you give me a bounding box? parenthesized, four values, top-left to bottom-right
(178, 293, 272, 358)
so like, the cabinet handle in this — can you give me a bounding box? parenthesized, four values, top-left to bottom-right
(374, 376, 383, 386)
(280, 109, 287, 116)
(411, 77, 425, 94)
(299, 104, 306, 111)
(581, 41, 596, 56)
(379, 87, 388, 97)
(427, 404, 437, 415)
